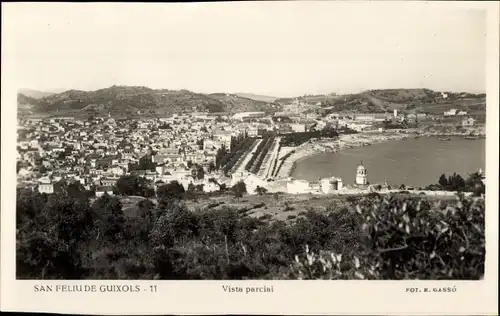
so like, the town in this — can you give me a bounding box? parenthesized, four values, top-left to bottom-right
(17, 93, 485, 199)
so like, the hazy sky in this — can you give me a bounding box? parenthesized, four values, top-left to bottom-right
(4, 2, 487, 97)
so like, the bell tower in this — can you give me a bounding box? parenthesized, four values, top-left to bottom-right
(355, 161, 368, 186)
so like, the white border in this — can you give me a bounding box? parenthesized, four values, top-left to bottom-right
(1, 2, 498, 315)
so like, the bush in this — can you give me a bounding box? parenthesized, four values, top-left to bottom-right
(115, 175, 152, 197)
(157, 181, 185, 202)
(231, 181, 247, 199)
(289, 195, 484, 280)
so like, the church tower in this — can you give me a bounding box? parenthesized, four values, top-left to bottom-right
(355, 161, 368, 186)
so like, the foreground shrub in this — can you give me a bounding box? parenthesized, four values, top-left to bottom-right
(288, 195, 485, 280)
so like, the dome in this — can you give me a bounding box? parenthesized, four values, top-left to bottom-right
(357, 164, 366, 170)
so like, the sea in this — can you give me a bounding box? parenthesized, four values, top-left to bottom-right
(291, 136, 486, 188)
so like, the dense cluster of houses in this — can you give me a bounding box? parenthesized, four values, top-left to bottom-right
(442, 108, 476, 127)
(16, 112, 327, 196)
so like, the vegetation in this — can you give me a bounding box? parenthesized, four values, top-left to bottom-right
(217, 138, 256, 175)
(255, 186, 268, 195)
(290, 194, 484, 280)
(424, 172, 485, 196)
(190, 164, 205, 180)
(245, 137, 271, 172)
(128, 154, 156, 171)
(17, 189, 484, 280)
(215, 145, 228, 169)
(17, 86, 280, 118)
(280, 130, 338, 147)
(250, 138, 274, 174)
(156, 181, 186, 200)
(115, 175, 155, 197)
(273, 149, 295, 177)
(231, 181, 247, 199)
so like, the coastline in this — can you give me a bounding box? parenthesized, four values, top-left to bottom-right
(277, 132, 416, 179)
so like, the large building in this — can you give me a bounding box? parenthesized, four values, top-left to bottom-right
(37, 181, 63, 194)
(231, 112, 266, 121)
(213, 130, 233, 149)
(320, 177, 344, 194)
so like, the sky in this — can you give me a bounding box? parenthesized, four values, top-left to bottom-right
(4, 2, 487, 97)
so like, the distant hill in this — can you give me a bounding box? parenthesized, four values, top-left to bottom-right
(233, 93, 279, 103)
(209, 93, 281, 113)
(277, 89, 486, 115)
(367, 89, 486, 114)
(17, 86, 282, 118)
(18, 89, 55, 99)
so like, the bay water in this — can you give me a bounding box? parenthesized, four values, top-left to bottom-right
(291, 136, 485, 188)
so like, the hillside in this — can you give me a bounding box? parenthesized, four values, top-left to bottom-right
(17, 86, 281, 118)
(17, 93, 45, 116)
(277, 89, 486, 115)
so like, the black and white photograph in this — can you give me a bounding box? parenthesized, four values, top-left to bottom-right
(7, 1, 492, 284)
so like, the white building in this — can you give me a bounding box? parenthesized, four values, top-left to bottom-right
(108, 165, 125, 176)
(203, 139, 224, 151)
(444, 109, 457, 116)
(289, 123, 306, 133)
(247, 127, 259, 137)
(355, 162, 368, 186)
(38, 176, 52, 184)
(156, 165, 167, 175)
(355, 115, 376, 122)
(347, 123, 372, 132)
(320, 177, 344, 194)
(95, 186, 114, 197)
(38, 183, 55, 194)
(232, 112, 266, 121)
(213, 131, 233, 149)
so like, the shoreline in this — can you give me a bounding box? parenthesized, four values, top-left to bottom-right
(280, 132, 485, 179)
(277, 132, 417, 179)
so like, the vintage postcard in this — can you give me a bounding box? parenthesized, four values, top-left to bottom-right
(1, 1, 498, 315)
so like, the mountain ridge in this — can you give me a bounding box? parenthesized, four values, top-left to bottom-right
(17, 86, 486, 118)
(275, 88, 486, 115)
(17, 86, 281, 118)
